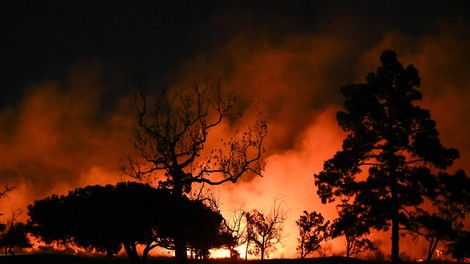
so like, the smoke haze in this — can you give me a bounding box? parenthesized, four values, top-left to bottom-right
(1, 0, 469, 259)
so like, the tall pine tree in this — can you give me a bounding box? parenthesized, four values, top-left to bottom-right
(314, 50, 460, 263)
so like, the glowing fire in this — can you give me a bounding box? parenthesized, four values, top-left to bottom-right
(1, 18, 469, 260)
(210, 248, 231, 259)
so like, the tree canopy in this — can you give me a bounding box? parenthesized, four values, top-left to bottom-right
(446, 231, 470, 261)
(28, 182, 171, 261)
(171, 199, 235, 259)
(406, 170, 470, 261)
(0, 222, 31, 256)
(28, 182, 233, 262)
(314, 50, 462, 263)
(331, 203, 376, 257)
(296, 211, 330, 259)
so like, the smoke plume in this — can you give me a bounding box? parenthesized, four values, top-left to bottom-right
(1, 1, 469, 260)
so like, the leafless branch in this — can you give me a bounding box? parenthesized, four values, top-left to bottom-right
(0, 184, 15, 199)
(124, 78, 267, 195)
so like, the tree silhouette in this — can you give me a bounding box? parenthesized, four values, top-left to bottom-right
(446, 231, 470, 262)
(0, 184, 15, 229)
(0, 185, 14, 199)
(314, 50, 460, 264)
(154, 196, 235, 260)
(28, 182, 233, 262)
(407, 170, 470, 261)
(125, 78, 267, 262)
(331, 203, 377, 257)
(222, 209, 246, 260)
(27, 194, 70, 245)
(183, 201, 234, 259)
(296, 211, 330, 258)
(433, 170, 470, 234)
(245, 199, 287, 260)
(408, 211, 456, 261)
(0, 221, 31, 256)
(67, 184, 124, 258)
(28, 182, 175, 262)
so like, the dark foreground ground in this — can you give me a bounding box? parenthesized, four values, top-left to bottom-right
(0, 255, 458, 264)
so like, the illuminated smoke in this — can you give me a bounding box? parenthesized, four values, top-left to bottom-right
(178, 21, 470, 258)
(0, 62, 133, 220)
(1, 6, 469, 260)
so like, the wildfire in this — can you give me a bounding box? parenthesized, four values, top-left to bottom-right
(1, 5, 469, 260)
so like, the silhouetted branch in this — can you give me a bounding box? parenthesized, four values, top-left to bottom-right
(124, 79, 267, 195)
(0, 184, 15, 199)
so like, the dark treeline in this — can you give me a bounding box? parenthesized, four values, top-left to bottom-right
(27, 182, 234, 263)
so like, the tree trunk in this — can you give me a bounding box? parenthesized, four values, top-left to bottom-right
(426, 237, 440, 262)
(391, 220, 399, 263)
(174, 238, 187, 264)
(173, 177, 188, 264)
(124, 243, 141, 263)
(391, 182, 400, 264)
(142, 244, 152, 263)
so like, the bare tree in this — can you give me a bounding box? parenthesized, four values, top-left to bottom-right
(222, 208, 246, 260)
(0, 209, 31, 256)
(0, 185, 14, 199)
(0, 184, 15, 229)
(245, 198, 287, 260)
(124, 78, 267, 262)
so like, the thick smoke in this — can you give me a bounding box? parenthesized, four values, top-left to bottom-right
(0, 62, 133, 218)
(1, 1, 469, 260)
(175, 16, 470, 258)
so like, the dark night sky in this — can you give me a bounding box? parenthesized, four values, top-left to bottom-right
(2, 1, 214, 103)
(2, 0, 469, 106)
